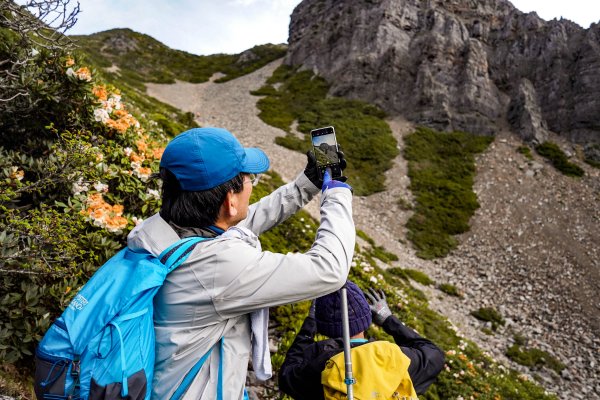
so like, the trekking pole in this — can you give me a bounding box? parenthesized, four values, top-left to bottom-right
(340, 286, 355, 400)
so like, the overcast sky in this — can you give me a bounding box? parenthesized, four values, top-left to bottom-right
(60, 0, 600, 56)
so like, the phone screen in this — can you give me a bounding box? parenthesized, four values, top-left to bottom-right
(311, 126, 341, 179)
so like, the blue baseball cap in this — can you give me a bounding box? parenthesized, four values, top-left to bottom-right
(160, 127, 270, 191)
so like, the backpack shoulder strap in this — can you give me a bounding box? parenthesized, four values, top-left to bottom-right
(159, 236, 209, 273)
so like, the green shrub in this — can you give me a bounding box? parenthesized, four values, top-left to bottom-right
(438, 283, 462, 297)
(471, 307, 505, 331)
(73, 30, 286, 84)
(403, 269, 434, 286)
(253, 65, 398, 195)
(517, 145, 534, 160)
(404, 127, 493, 259)
(506, 343, 565, 374)
(355, 230, 398, 263)
(535, 141, 584, 177)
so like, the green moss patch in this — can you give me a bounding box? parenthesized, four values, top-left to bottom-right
(471, 307, 505, 331)
(404, 127, 493, 259)
(507, 344, 565, 374)
(252, 65, 398, 195)
(438, 283, 462, 297)
(517, 145, 534, 160)
(535, 141, 584, 177)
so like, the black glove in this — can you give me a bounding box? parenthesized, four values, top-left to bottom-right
(304, 150, 321, 188)
(304, 148, 349, 187)
(365, 288, 392, 326)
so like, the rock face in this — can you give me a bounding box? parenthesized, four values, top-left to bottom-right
(285, 0, 600, 143)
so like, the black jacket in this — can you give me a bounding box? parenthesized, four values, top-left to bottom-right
(278, 315, 445, 400)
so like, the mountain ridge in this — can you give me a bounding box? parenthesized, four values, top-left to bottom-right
(285, 0, 600, 145)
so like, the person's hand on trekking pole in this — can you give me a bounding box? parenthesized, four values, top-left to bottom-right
(365, 288, 392, 326)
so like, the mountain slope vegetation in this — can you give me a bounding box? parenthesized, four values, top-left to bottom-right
(0, 8, 556, 400)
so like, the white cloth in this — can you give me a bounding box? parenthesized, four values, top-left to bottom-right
(222, 226, 272, 380)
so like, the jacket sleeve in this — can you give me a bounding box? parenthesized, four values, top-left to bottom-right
(279, 317, 325, 400)
(382, 315, 445, 395)
(211, 180, 355, 316)
(239, 172, 320, 235)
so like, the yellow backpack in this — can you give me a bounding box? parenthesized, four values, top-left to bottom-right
(321, 341, 418, 400)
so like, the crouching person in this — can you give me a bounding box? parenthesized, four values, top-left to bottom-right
(279, 281, 445, 400)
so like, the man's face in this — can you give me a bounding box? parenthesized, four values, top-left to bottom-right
(231, 173, 254, 223)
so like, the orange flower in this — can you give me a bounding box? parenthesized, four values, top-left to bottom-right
(129, 152, 145, 164)
(92, 85, 108, 101)
(65, 57, 75, 67)
(106, 118, 129, 134)
(136, 139, 148, 153)
(113, 109, 128, 118)
(75, 67, 92, 81)
(82, 193, 128, 233)
(152, 147, 165, 160)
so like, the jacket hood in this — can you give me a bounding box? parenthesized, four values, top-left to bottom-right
(127, 213, 180, 257)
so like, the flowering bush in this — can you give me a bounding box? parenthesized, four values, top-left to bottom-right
(0, 49, 173, 371)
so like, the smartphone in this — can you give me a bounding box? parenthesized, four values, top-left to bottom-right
(310, 126, 342, 180)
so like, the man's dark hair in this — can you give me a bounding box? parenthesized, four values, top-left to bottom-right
(159, 167, 245, 228)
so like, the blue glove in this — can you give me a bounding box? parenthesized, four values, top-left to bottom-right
(321, 168, 352, 193)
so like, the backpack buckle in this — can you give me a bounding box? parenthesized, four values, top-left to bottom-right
(71, 360, 80, 378)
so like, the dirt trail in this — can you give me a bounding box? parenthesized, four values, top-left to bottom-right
(146, 59, 600, 399)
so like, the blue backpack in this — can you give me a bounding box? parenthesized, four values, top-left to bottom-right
(34, 236, 209, 400)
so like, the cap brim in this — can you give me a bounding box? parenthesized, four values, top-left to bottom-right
(242, 148, 270, 174)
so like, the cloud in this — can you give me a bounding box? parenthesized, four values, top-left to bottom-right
(64, 0, 600, 55)
(511, 0, 599, 28)
(67, 0, 300, 55)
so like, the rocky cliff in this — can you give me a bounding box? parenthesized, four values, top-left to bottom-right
(285, 0, 600, 144)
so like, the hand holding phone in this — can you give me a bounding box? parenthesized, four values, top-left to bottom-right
(310, 126, 342, 181)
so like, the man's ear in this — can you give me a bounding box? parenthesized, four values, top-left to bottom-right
(222, 190, 238, 218)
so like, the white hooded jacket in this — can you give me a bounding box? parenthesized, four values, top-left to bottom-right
(126, 173, 355, 399)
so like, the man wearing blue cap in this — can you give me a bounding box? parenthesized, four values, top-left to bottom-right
(126, 127, 354, 399)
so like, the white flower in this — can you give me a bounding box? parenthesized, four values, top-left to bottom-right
(93, 182, 109, 193)
(146, 188, 160, 200)
(369, 276, 378, 284)
(66, 67, 76, 78)
(30, 48, 39, 57)
(94, 108, 110, 123)
(9, 166, 24, 181)
(124, 147, 133, 157)
(133, 166, 151, 182)
(72, 178, 89, 195)
(132, 216, 143, 226)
